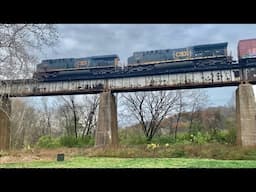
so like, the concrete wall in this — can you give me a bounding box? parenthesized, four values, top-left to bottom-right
(0, 96, 11, 150)
(236, 84, 256, 146)
(95, 92, 118, 147)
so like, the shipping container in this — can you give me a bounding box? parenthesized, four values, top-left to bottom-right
(238, 39, 256, 60)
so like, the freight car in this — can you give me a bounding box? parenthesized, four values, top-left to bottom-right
(33, 54, 120, 80)
(238, 39, 256, 64)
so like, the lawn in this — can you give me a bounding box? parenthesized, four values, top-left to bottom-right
(1, 157, 256, 168)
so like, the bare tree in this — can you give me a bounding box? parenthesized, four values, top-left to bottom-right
(186, 89, 209, 133)
(54, 95, 99, 138)
(173, 90, 188, 140)
(79, 95, 99, 138)
(200, 105, 236, 135)
(59, 95, 79, 138)
(0, 24, 59, 79)
(226, 91, 236, 114)
(0, 25, 58, 146)
(41, 97, 52, 136)
(57, 104, 74, 136)
(122, 91, 179, 141)
(10, 98, 44, 148)
(0, 95, 11, 119)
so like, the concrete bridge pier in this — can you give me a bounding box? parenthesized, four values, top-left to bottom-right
(0, 95, 11, 150)
(236, 83, 256, 146)
(95, 91, 118, 147)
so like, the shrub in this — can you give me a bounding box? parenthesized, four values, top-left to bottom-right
(194, 132, 211, 144)
(146, 143, 159, 150)
(225, 128, 236, 144)
(151, 136, 176, 144)
(209, 129, 236, 144)
(36, 136, 60, 148)
(119, 133, 148, 145)
(59, 136, 94, 147)
(180, 132, 210, 144)
(59, 136, 78, 147)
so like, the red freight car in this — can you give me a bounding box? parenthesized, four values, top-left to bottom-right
(238, 39, 256, 64)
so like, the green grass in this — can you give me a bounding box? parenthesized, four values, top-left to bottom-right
(1, 157, 256, 168)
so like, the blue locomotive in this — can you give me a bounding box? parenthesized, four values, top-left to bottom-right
(33, 54, 120, 80)
(33, 42, 234, 81)
(128, 42, 232, 68)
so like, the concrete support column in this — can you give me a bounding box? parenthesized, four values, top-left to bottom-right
(0, 95, 11, 150)
(236, 83, 256, 146)
(95, 92, 118, 147)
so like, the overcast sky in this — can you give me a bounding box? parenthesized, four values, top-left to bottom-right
(40, 24, 256, 106)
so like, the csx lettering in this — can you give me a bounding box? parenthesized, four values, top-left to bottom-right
(175, 51, 189, 57)
(78, 61, 87, 66)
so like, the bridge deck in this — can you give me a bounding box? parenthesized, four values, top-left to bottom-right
(1, 65, 256, 97)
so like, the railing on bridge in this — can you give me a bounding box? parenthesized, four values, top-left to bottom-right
(1, 65, 256, 97)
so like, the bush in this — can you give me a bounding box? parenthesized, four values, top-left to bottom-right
(178, 132, 211, 145)
(119, 126, 236, 146)
(189, 132, 211, 144)
(225, 128, 236, 144)
(151, 136, 176, 144)
(59, 136, 77, 147)
(59, 136, 94, 147)
(36, 136, 60, 148)
(119, 133, 148, 145)
(209, 129, 236, 144)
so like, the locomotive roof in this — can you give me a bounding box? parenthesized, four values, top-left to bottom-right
(42, 54, 119, 63)
(192, 42, 228, 50)
(88, 54, 119, 59)
(132, 42, 228, 55)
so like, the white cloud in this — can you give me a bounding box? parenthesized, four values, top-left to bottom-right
(62, 38, 79, 51)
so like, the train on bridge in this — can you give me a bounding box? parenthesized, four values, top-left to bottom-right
(33, 38, 256, 81)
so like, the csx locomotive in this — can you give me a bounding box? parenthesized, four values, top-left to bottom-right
(34, 54, 120, 80)
(128, 42, 231, 66)
(33, 38, 256, 81)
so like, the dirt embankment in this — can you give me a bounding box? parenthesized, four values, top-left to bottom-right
(0, 148, 86, 164)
